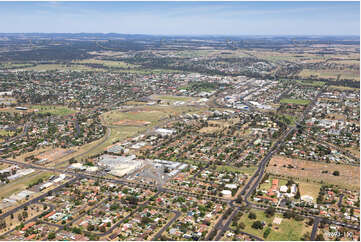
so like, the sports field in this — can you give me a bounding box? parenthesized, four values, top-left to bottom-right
(280, 98, 310, 105)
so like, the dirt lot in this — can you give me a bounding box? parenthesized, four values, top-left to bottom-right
(199, 126, 222, 133)
(113, 119, 151, 126)
(267, 156, 359, 190)
(36, 148, 72, 163)
(13, 147, 51, 163)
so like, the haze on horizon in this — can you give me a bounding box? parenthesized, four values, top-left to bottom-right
(0, 1, 359, 36)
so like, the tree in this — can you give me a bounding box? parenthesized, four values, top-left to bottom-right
(332, 171, 340, 176)
(251, 221, 263, 230)
(283, 211, 294, 219)
(263, 227, 271, 238)
(87, 224, 95, 231)
(48, 232, 56, 240)
(72, 227, 82, 234)
(100, 226, 106, 233)
(239, 222, 245, 229)
(248, 212, 256, 219)
(295, 190, 301, 199)
(301, 232, 311, 241)
(265, 207, 275, 217)
(315, 234, 325, 241)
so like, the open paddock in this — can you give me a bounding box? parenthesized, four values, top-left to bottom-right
(267, 156, 359, 190)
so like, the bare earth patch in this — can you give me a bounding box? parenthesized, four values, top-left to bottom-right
(267, 155, 359, 190)
(36, 148, 73, 162)
(113, 119, 151, 126)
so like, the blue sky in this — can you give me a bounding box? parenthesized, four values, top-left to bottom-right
(0, 1, 359, 35)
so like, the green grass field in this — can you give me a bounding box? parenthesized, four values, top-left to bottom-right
(278, 114, 297, 125)
(237, 209, 307, 240)
(0, 130, 15, 136)
(280, 98, 310, 105)
(296, 80, 326, 87)
(31, 105, 76, 116)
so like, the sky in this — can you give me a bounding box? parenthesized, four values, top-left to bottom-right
(0, 1, 359, 35)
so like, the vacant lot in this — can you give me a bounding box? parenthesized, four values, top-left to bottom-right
(267, 156, 359, 190)
(36, 148, 73, 163)
(102, 109, 168, 126)
(299, 69, 360, 81)
(12, 147, 51, 163)
(113, 119, 151, 126)
(280, 98, 310, 105)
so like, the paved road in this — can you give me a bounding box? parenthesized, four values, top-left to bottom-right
(338, 194, 344, 208)
(151, 210, 181, 240)
(214, 207, 240, 241)
(310, 217, 321, 240)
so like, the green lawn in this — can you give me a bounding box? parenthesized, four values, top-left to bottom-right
(237, 209, 306, 240)
(237, 210, 272, 239)
(0, 130, 15, 136)
(267, 218, 307, 241)
(280, 99, 310, 105)
(31, 105, 76, 116)
(278, 114, 297, 125)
